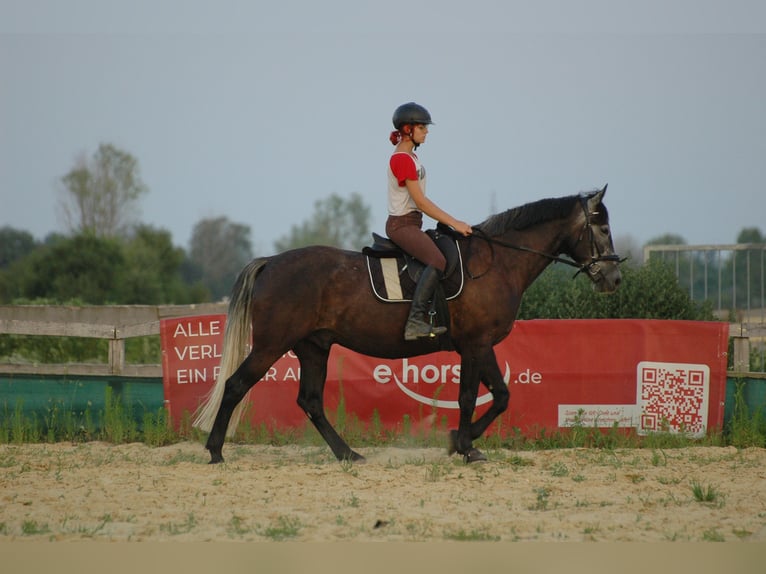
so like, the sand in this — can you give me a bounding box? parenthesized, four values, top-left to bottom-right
(1, 441, 765, 543)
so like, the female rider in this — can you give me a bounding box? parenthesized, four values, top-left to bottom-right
(386, 102, 473, 340)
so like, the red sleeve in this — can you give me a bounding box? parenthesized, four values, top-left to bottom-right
(389, 154, 418, 187)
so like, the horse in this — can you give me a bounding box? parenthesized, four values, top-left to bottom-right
(193, 185, 623, 463)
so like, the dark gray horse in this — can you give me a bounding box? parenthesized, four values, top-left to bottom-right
(194, 186, 622, 463)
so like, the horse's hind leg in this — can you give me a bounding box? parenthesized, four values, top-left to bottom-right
(205, 352, 270, 463)
(294, 340, 365, 463)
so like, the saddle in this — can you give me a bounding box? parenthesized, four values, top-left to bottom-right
(362, 223, 464, 303)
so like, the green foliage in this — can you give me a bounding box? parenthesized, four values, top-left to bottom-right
(14, 234, 125, 304)
(274, 192, 371, 252)
(0, 227, 37, 269)
(519, 259, 715, 320)
(0, 333, 106, 364)
(119, 225, 197, 304)
(188, 216, 253, 300)
(0, 230, 209, 305)
(726, 381, 766, 448)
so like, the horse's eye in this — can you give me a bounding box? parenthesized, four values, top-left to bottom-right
(600, 225, 610, 237)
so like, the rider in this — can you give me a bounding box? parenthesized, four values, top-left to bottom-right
(386, 102, 473, 341)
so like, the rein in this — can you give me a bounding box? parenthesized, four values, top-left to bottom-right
(464, 196, 625, 280)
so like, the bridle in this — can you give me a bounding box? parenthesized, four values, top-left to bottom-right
(466, 195, 625, 281)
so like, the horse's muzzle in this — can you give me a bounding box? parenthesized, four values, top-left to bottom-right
(589, 261, 622, 293)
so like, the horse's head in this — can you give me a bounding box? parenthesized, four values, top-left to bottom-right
(564, 184, 623, 293)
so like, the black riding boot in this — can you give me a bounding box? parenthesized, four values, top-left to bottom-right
(404, 266, 447, 341)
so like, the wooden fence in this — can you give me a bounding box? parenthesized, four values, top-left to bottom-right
(0, 304, 226, 378)
(0, 304, 761, 378)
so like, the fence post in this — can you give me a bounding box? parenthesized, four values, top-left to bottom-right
(108, 338, 125, 375)
(732, 336, 750, 372)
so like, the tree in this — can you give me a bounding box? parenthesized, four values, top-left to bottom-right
(119, 225, 204, 304)
(274, 192, 371, 252)
(189, 216, 253, 301)
(0, 226, 37, 269)
(59, 143, 148, 238)
(20, 233, 125, 304)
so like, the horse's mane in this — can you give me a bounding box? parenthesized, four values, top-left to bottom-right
(475, 192, 599, 236)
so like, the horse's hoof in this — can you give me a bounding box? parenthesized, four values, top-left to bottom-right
(463, 448, 487, 464)
(340, 451, 366, 464)
(208, 452, 224, 464)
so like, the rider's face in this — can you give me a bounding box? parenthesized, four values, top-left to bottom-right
(412, 124, 429, 144)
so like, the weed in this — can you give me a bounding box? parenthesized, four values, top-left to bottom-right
(702, 528, 725, 542)
(160, 513, 197, 535)
(227, 514, 252, 537)
(650, 449, 667, 467)
(530, 487, 552, 511)
(691, 480, 722, 504)
(444, 527, 500, 541)
(583, 524, 601, 536)
(504, 454, 534, 468)
(656, 475, 681, 486)
(21, 520, 51, 536)
(425, 461, 451, 482)
(339, 458, 358, 476)
(259, 515, 301, 541)
(99, 387, 138, 443)
(732, 528, 752, 539)
(727, 381, 766, 448)
(142, 408, 178, 447)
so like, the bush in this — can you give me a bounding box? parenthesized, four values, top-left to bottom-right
(519, 259, 715, 320)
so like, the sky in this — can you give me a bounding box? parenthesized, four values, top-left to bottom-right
(1, 1, 765, 257)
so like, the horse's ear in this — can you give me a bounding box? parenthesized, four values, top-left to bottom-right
(588, 184, 607, 211)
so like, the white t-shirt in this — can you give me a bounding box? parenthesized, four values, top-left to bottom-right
(387, 152, 426, 216)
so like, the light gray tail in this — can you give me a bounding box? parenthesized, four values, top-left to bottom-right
(192, 258, 268, 436)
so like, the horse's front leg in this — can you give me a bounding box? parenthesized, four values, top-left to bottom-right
(449, 348, 509, 462)
(451, 352, 486, 463)
(467, 351, 510, 440)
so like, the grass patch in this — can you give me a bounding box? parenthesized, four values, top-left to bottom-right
(444, 527, 500, 541)
(727, 380, 766, 448)
(1, 375, 764, 454)
(259, 515, 302, 541)
(691, 480, 723, 505)
(21, 520, 51, 536)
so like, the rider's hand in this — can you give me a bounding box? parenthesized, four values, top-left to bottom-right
(453, 221, 473, 237)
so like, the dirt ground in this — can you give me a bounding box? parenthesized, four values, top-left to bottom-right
(1, 441, 765, 543)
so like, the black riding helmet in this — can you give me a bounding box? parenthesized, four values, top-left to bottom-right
(392, 102, 433, 130)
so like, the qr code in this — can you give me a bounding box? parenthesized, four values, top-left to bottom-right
(636, 361, 710, 437)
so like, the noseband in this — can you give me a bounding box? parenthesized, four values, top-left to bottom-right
(467, 195, 625, 281)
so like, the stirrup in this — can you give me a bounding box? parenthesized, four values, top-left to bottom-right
(404, 318, 447, 341)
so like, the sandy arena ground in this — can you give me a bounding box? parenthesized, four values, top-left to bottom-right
(1, 441, 765, 543)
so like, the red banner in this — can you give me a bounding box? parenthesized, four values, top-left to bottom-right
(160, 317, 729, 437)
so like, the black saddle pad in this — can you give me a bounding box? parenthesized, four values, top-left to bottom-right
(365, 245, 464, 303)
